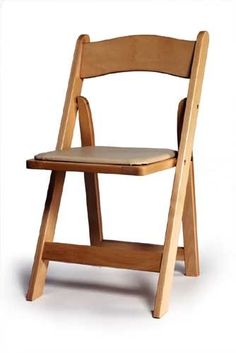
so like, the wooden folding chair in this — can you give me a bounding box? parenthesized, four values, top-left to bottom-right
(26, 32, 209, 318)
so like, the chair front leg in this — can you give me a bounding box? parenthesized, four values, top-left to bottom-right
(153, 161, 191, 318)
(26, 171, 65, 300)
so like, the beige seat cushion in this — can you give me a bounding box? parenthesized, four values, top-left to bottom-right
(35, 146, 176, 166)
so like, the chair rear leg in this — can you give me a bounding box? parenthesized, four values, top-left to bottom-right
(84, 172, 103, 245)
(182, 161, 199, 276)
(77, 97, 103, 245)
(26, 171, 65, 300)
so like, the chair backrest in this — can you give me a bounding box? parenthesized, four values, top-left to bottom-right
(56, 32, 209, 151)
(80, 35, 195, 79)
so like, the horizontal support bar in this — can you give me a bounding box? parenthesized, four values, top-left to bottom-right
(43, 241, 184, 273)
(102, 239, 184, 261)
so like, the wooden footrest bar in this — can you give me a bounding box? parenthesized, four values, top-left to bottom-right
(43, 240, 184, 273)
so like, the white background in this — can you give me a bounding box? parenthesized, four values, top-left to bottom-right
(0, 1, 236, 352)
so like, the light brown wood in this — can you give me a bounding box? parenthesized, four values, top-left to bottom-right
(81, 35, 195, 78)
(182, 161, 199, 276)
(153, 31, 209, 318)
(102, 239, 184, 260)
(26, 157, 177, 176)
(77, 96, 103, 245)
(26, 171, 65, 300)
(57, 35, 90, 150)
(43, 242, 161, 272)
(177, 98, 199, 276)
(84, 173, 103, 244)
(177, 98, 187, 145)
(27, 35, 89, 300)
(77, 96, 95, 146)
(42, 241, 184, 272)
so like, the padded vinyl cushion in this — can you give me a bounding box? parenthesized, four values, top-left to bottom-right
(35, 146, 176, 166)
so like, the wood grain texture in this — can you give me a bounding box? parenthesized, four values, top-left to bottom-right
(26, 171, 65, 300)
(77, 96, 103, 245)
(153, 31, 209, 318)
(57, 35, 90, 150)
(182, 161, 199, 276)
(77, 96, 95, 146)
(42, 241, 184, 272)
(81, 35, 195, 78)
(102, 240, 184, 261)
(26, 157, 177, 176)
(177, 98, 199, 276)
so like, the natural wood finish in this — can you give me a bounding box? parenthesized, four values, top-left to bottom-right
(27, 35, 89, 300)
(42, 241, 184, 272)
(182, 161, 199, 276)
(102, 240, 184, 260)
(177, 98, 199, 276)
(43, 242, 161, 272)
(81, 35, 195, 78)
(26, 171, 65, 300)
(177, 98, 187, 145)
(153, 31, 209, 318)
(84, 173, 103, 244)
(26, 157, 177, 176)
(77, 96, 103, 245)
(77, 96, 95, 146)
(57, 35, 90, 150)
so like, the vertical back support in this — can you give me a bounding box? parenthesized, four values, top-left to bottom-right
(153, 31, 209, 317)
(77, 97, 103, 245)
(27, 35, 90, 300)
(57, 35, 90, 150)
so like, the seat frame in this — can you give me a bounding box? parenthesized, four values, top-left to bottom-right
(26, 32, 209, 318)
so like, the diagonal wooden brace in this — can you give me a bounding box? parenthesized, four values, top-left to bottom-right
(153, 31, 209, 318)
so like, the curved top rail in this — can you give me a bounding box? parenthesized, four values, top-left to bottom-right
(80, 35, 195, 79)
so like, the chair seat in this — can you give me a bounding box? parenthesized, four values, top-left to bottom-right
(28, 146, 177, 175)
(35, 146, 176, 166)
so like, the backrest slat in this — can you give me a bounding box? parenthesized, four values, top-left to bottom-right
(81, 35, 195, 79)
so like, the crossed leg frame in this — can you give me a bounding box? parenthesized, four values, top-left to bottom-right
(26, 159, 199, 318)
